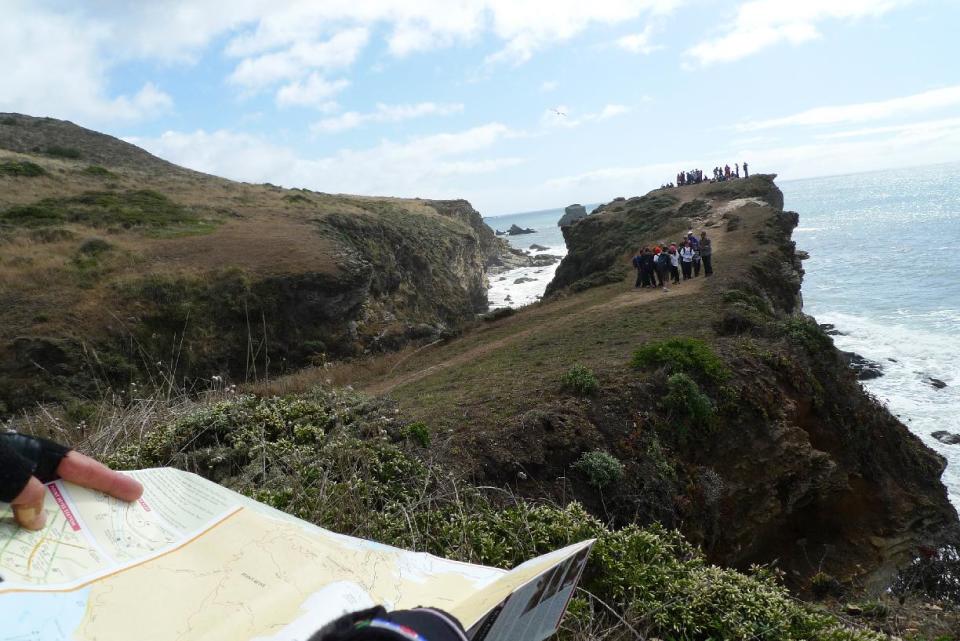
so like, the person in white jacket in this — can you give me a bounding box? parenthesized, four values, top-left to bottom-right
(679, 241, 694, 280)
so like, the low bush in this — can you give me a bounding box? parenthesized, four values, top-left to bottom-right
(631, 337, 730, 383)
(78, 237, 113, 255)
(98, 387, 884, 641)
(664, 372, 714, 425)
(0, 160, 47, 177)
(83, 165, 116, 178)
(572, 450, 624, 489)
(561, 364, 599, 396)
(45, 146, 82, 159)
(403, 421, 431, 447)
(780, 317, 834, 354)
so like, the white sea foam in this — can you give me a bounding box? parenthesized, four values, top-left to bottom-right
(818, 312, 960, 506)
(487, 247, 567, 310)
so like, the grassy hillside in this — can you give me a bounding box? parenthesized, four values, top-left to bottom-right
(0, 114, 503, 412)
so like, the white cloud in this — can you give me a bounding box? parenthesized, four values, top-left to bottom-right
(228, 28, 369, 92)
(484, 0, 684, 65)
(541, 103, 631, 128)
(739, 85, 960, 131)
(132, 123, 522, 199)
(276, 74, 349, 110)
(540, 80, 559, 93)
(311, 102, 464, 133)
(616, 25, 659, 54)
(0, 3, 172, 124)
(687, 0, 911, 66)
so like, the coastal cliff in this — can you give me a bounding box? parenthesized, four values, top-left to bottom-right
(0, 114, 509, 413)
(354, 175, 959, 590)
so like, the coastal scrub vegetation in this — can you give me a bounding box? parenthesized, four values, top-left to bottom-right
(20, 386, 886, 641)
(0, 159, 47, 177)
(572, 450, 624, 488)
(0, 189, 218, 234)
(631, 337, 730, 383)
(561, 364, 599, 396)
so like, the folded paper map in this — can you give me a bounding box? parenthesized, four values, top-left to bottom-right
(0, 467, 593, 641)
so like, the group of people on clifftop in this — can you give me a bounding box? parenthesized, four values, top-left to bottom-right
(631, 230, 713, 292)
(662, 162, 749, 188)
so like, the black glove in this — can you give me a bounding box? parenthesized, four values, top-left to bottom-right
(0, 432, 71, 502)
(308, 606, 467, 641)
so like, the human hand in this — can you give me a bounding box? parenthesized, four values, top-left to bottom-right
(2, 434, 143, 531)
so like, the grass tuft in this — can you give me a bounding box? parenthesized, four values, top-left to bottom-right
(0, 160, 48, 177)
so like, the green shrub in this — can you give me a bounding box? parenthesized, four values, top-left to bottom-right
(780, 317, 834, 354)
(572, 450, 624, 488)
(403, 421, 431, 447)
(664, 372, 714, 425)
(0, 116, 17, 126)
(631, 337, 730, 383)
(45, 146, 82, 159)
(83, 165, 116, 178)
(283, 193, 311, 204)
(78, 237, 113, 255)
(0, 160, 47, 177)
(561, 364, 600, 396)
(722, 289, 772, 315)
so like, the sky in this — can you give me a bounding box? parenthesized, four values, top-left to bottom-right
(3, 0, 960, 215)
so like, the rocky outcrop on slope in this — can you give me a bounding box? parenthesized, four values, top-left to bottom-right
(558, 204, 588, 227)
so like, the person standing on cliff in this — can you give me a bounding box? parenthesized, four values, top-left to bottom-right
(743, 162, 749, 178)
(655, 246, 670, 292)
(679, 241, 694, 280)
(700, 232, 713, 276)
(632, 250, 643, 288)
(641, 247, 656, 288)
(668, 244, 681, 284)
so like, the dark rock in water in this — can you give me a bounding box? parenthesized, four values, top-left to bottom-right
(840, 351, 883, 380)
(927, 377, 948, 389)
(529, 244, 549, 251)
(558, 204, 588, 227)
(932, 431, 960, 445)
(530, 254, 561, 267)
(507, 224, 535, 235)
(495, 229, 505, 236)
(514, 277, 536, 284)
(795, 250, 810, 260)
(887, 358, 898, 363)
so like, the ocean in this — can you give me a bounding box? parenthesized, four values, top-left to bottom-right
(483, 206, 590, 309)
(486, 163, 960, 509)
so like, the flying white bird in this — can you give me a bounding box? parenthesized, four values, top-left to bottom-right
(551, 108, 566, 117)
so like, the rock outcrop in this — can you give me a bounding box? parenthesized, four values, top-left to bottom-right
(558, 203, 588, 227)
(507, 224, 535, 235)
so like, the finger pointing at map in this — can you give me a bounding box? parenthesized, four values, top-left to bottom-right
(0, 432, 143, 531)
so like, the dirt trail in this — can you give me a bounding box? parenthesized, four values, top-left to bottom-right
(364, 207, 736, 396)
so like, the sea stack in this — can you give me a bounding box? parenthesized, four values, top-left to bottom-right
(558, 203, 588, 227)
